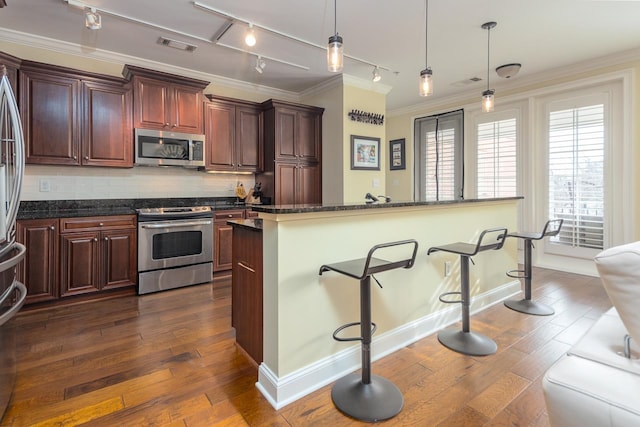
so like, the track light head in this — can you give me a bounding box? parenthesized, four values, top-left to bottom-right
(85, 8, 101, 30)
(372, 66, 381, 82)
(255, 56, 266, 74)
(245, 23, 256, 47)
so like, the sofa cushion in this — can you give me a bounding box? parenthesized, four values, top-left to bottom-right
(594, 241, 640, 344)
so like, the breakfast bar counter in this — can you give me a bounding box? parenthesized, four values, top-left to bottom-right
(249, 198, 522, 409)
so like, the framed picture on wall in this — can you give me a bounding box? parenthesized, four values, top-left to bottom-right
(350, 135, 380, 170)
(389, 138, 405, 170)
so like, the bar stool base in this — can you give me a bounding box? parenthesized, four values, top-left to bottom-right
(504, 299, 554, 316)
(331, 372, 404, 422)
(437, 329, 497, 356)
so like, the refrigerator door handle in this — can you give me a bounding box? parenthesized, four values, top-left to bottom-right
(0, 242, 25, 273)
(0, 281, 26, 327)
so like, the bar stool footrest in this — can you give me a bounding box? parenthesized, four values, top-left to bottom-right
(504, 299, 554, 316)
(437, 328, 497, 356)
(506, 269, 528, 279)
(438, 291, 462, 304)
(331, 372, 404, 422)
(332, 321, 377, 342)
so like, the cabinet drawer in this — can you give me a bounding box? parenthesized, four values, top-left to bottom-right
(245, 210, 259, 218)
(214, 210, 244, 221)
(60, 215, 136, 233)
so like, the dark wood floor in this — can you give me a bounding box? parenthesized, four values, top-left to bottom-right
(2, 267, 610, 426)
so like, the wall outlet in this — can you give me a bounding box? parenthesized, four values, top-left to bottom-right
(444, 261, 451, 277)
(39, 179, 51, 192)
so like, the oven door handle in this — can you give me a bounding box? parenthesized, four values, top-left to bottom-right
(140, 220, 213, 229)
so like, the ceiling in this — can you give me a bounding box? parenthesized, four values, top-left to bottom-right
(1, 0, 640, 111)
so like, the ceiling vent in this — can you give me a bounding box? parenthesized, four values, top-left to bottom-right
(158, 37, 197, 52)
(451, 77, 482, 87)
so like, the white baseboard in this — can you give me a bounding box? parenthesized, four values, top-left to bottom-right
(256, 279, 521, 409)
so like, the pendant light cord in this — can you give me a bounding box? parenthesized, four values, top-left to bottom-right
(425, 0, 428, 67)
(486, 26, 491, 91)
(334, 0, 337, 36)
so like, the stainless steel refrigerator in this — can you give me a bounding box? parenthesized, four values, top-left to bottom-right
(0, 67, 27, 419)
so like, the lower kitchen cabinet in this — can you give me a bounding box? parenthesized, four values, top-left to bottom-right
(213, 210, 244, 273)
(17, 215, 136, 304)
(16, 218, 59, 304)
(60, 215, 137, 297)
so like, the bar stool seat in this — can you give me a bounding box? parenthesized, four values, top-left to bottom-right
(504, 219, 563, 316)
(428, 228, 508, 356)
(319, 239, 418, 422)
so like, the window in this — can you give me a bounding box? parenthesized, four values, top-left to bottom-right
(476, 117, 517, 198)
(414, 110, 463, 201)
(547, 103, 604, 251)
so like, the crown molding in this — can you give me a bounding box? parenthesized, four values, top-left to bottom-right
(0, 28, 299, 102)
(300, 73, 393, 100)
(389, 46, 640, 118)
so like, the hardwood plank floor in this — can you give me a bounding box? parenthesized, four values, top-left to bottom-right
(2, 267, 610, 426)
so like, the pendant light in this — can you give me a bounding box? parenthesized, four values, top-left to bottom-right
(419, 0, 432, 96)
(327, 0, 343, 72)
(481, 21, 497, 112)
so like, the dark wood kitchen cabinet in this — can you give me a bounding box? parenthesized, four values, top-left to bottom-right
(123, 64, 209, 134)
(59, 215, 136, 297)
(204, 95, 263, 172)
(0, 51, 21, 96)
(16, 218, 59, 304)
(257, 99, 324, 205)
(230, 221, 263, 363)
(213, 210, 244, 273)
(19, 61, 133, 167)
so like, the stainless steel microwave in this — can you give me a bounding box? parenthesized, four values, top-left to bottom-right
(135, 128, 205, 168)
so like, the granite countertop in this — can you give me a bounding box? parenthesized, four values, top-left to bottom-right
(250, 197, 523, 214)
(227, 219, 263, 231)
(17, 197, 256, 220)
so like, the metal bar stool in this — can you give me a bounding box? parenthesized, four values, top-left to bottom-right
(428, 228, 508, 356)
(504, 219, 563, 316)
(319, 239, 418, 422)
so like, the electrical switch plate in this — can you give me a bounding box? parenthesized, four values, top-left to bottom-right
(39, 179, 51, 192)
(373, 178, 380, 188)
(444, 261, 451, 277)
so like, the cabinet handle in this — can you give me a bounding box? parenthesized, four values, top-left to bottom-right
(93, 238, 98, 242)
(73, 156, 77, 160)
(99, 223, 104, 226)
(173, 124, 177, 128)
(84, 156, 89, 160)
(104, 237, 109, 241)
(237, 261, 255, 273)
(238, 163, 242, 167)
(227, 214, 233, 218)
(165, 122, 170, 127)
(49, 226, 55, 231)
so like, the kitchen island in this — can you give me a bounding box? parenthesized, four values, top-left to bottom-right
(250, 197, 522, 409)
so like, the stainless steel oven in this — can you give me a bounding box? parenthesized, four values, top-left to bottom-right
(137, 206, 213, 294)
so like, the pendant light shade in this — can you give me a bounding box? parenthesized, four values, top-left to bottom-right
(481, 21, 497, 112)
(419, 0, 432, 96)
(327, 0, 343, 72)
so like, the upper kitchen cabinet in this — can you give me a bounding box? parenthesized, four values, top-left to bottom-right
(204, 95, 263, 173)
(123, 65, 209, 134)
(262, 99, 323, 163)
(19, 61, 133, 167)
(257, 99, 324, 205)
(0, 51, 21, 95)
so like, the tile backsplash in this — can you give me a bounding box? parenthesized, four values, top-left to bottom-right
(23, 165, 255, 201)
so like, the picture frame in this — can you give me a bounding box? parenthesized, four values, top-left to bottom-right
(389, 138, 406, 170)
(350, 135, 380, 170)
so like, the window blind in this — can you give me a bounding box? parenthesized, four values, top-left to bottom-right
(414, 110, 463, 201)
(548, 104, 604, 250)
(477, 118, 517, 198)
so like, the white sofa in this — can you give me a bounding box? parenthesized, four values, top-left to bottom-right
(542, 241, 640, 427)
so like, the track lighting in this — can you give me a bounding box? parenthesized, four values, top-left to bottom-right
(481, 21, 497, 112)
(245, 23, 256, 47)
(372, 67, 381, 82)
(327, 0, 343, 72)
(255, 56, 266, 74)
(419, 0, 433, 96)
(85, 7, 101, 30)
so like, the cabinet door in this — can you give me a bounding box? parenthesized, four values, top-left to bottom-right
(297, 110, 321, 163)
(214, 223, 234, 272)
(274, 162, 297, 205)
(273, 107, 297, 161)
(172, 85, 203, 133)
(297, 163, 322, 204)
(20, 70, 80, 165)
(133, 77, 170, 130)
(82, 80, 133, 167)
(16, 219, 59, 304)
(236, 105, 263, 172)
(204, 101, 235, 171)
(60, 232, 100, 297)
(101, 229, 136, 290)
